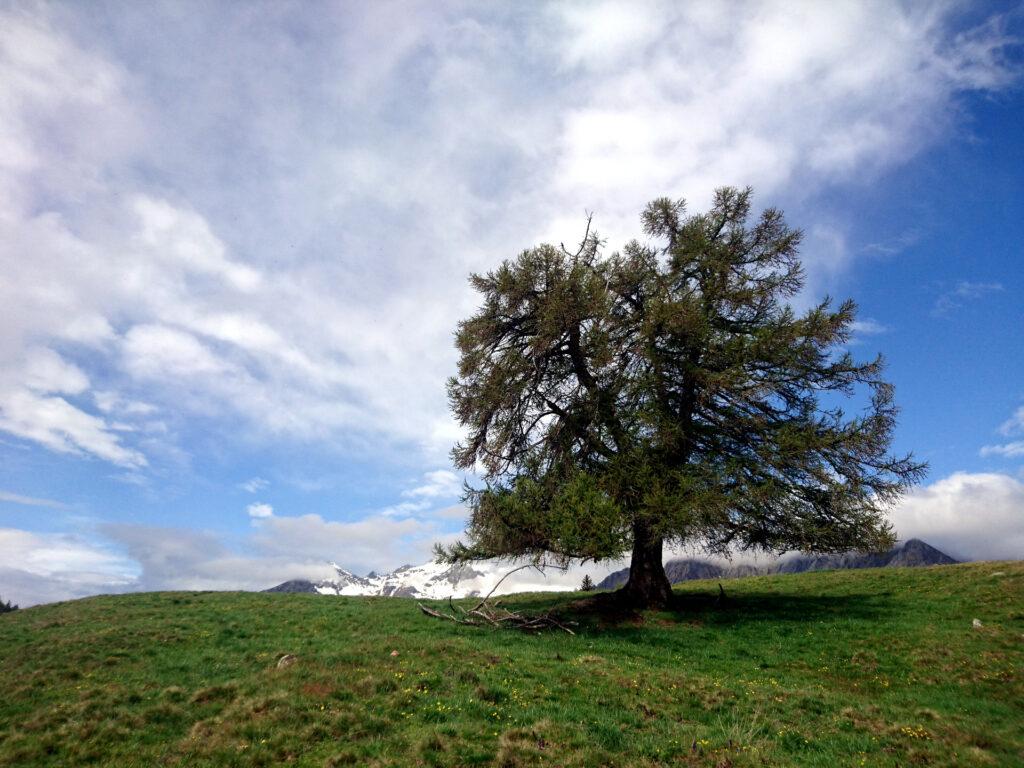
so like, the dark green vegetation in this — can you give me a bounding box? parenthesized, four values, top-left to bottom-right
(0, 597, 16, 614)
(444, 188, 924, 607)
(2, 563, 1021, 767)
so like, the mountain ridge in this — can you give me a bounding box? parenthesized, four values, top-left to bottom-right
(264, 539, 957, 599)
(263, 560, 541, 600)
(597, 538, 957, 589)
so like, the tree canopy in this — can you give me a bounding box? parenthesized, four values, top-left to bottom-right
(439, 187, 925, 608)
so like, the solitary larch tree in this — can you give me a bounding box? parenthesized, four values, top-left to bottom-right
(439, 188, 925, 608)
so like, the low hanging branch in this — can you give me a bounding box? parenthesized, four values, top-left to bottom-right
(417, 563, 577, 635)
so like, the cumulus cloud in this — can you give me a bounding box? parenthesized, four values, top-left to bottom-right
(92, 517, 622, 599)
(99, 510, 445, 592)
(887, 472, 1024, 561)
(0, 528, 137, 607)
(544, 2, 1019, 251)
(0, 510, 449, 601)
(3, 2, 1021, 609)
(1, 466, 467, 602)
(91, 504, 455, 596)
(97, 523, 337, 594)
(5, 468, 1023, 606)
(246, 502, 274, 519)
(252, 513, 433, 569)
(0, 2, 1016, 472)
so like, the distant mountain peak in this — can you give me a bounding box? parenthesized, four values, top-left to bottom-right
(264, 559, 560, 600)
(268, 539, 959, 599)
(596, 539, 958, 590)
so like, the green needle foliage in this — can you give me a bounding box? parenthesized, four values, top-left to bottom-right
(440, 187, 926, 608)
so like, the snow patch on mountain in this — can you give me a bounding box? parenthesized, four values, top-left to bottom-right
(266, 560, 581, 600)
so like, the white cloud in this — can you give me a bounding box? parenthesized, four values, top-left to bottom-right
(980, 442, 1024, 459)
(99, 523, 338, 593)
(21, 347, 89, 395)
(545, 1, 1018, 254)
(558, 0, 667, 71)
(0, 2, 1016, 473)
(851, 319, 889, 336)
(0, 490, 67, 509)
(0, 528, 137, 606)
(99, 516, 621, 596)
(122, 325, 230, 379)
(246, 502, 273, 519)
(252, 513, 432, 569)
(240, 477, 269, 493)
(90, 510, 447, 593)
(378, 470, 466, 517)
(6, 468, 1023, 606)
(0, 347, 146, 466)
(979, 405, 1024, 459)
(93, 391, 157, 416)
(132, 196, 262, 293)
(430, 504, 471, 521)
(933, 280, 1004, 314)
(0, 387, 146, 467)
(887, 472, 1024, 561)
(402, 469, 463, 499)
(998, 406, 1024, 436)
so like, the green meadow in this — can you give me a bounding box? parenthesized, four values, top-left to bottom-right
(1, 561, 1021, 767)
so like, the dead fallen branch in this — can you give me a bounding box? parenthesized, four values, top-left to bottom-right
(418, 561, 577, 634)
(418, 599, 576, 635)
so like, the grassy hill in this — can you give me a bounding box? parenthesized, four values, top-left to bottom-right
(1, 562, 1021, 767)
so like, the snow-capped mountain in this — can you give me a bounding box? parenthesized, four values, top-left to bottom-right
(265, 560, 580, 600)
(265, 539, 960, 599)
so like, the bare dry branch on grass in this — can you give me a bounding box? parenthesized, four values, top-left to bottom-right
(418, 599, 576, 634)
(418, 562, 577, 634)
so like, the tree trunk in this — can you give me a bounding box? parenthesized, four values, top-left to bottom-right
(618, 520, 673, 609)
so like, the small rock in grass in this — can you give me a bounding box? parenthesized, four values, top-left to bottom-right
(277, 654, 298, 669)
(390, 649, 399, 657)
(990, 571, 1005, 577)
(972, 619, 983, 629)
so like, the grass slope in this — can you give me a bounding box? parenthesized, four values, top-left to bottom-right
(1, 562, 1021, 767)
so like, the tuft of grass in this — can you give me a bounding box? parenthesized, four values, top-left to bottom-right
(1, 562, 1022, 766)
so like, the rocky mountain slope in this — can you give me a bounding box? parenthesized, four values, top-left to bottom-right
(597, 538, 957, 589)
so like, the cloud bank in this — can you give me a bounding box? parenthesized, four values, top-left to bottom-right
(0, 4, 1019, 607)
(887, 472, 1024, 562)
(0, 2, 1016, 470)
(3, 471, 1022, 607)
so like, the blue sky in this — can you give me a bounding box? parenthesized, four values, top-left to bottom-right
(1, 1, 1022, 605)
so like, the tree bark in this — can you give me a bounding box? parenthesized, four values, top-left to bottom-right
(618, 520, 674, 609)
